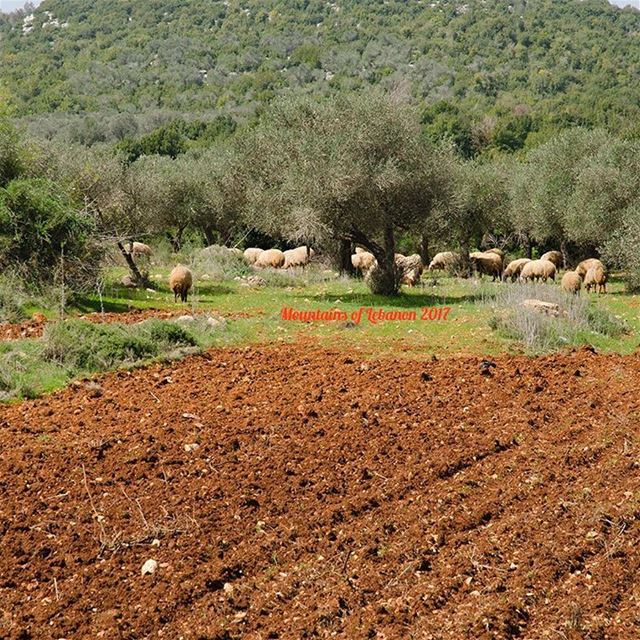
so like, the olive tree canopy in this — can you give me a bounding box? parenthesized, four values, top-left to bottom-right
(239, 92, 451, 294)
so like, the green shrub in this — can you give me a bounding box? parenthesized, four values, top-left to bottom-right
(42, 318, 198, 372)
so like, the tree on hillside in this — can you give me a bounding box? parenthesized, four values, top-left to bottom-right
(239, 92, 450, 294)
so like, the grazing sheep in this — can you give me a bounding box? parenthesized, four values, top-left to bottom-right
(576, 258, 605, 280)
(396, 253, 424, 287)
(428, 251, 458, 272)
(255, 248, 286, 269)
(243, 248, 264, 264)
(561, 270, 582, 295)
(284, 246, 314, 268)
(520, 259, 556, 283)
(584, 264, 607, 293)
(469, 251, 503, 281)
(351, 251, 376, 274)
(540, 250, 563, 267)
(485, 248, 505, 259)
(502, 258, 531, 282)
(169, 265, 193, 303)
(131, 241, 153, 258)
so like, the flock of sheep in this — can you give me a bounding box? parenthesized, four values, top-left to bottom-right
(243, 246, 315, 269)
(131, 240, 607, 304)
(165, 245, 315, 302)
(428, 249, 608, 294)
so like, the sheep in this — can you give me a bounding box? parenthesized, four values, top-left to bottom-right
(520, 259, 556, 283)
(227, 247, 243, 258)
(428, 251, 458, 271)
(584, 264, 607, 293)
(284, 246, 314, 268)
(469, 251, 503, 281)
(561, 270, 582, 295)
(540, 250, 563, 267)
(502, 258, 531, 282)
(485, 248, 505, 259)
(396, 253, 424, 287)
(169, 265, 193, 303)
(131, 241, 153, 258)
(243, 248, 264, 264)
(576, 258, 605, 280)
(255, 248, 286, 269)
(351, 251, 376, 274)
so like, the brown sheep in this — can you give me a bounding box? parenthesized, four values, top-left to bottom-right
(540, 250, 563, 267)
(243, 248, 264, 264)
(502, 258, 531, 282)
(576, 258, 605, 280)
(561, 270, 582, 295)
(520, 259, 556, 283)
(351, 251, 376, 274)
(255, 248, 286, 269)
(584, 264, 607, 293)
(485, 248, 505, 259)
(131, 241, 153, 258)
(428, 251, 458, 272)
(469, 251, 503, 281)
(396, 254, 424, 287)
(169, 265, 193, 303)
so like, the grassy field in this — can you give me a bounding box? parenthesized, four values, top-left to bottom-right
(1, 260, 637, 401)
(78, 264, 639, 356)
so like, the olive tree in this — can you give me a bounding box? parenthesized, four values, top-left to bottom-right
(46, 143, 156, 284)
(430, 154, 508, 274)
(238, 92, 449, 294)
(509, 128, 614, 261)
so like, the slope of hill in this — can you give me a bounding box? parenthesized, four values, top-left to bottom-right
(1, 0, 640, 143)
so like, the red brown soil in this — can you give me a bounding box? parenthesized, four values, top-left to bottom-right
(1, 344, 640, 639)
(0, 308, 250, 341)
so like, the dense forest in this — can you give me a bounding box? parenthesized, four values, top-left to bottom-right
(1, 0, 640, 152)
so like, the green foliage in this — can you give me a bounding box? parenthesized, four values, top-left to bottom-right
(0, 177, 98, 281)
(0, 119, 26, 186)
(0, 271, 29, 322)
(3, 0, 640, 150)
(42, 318, 198, 372)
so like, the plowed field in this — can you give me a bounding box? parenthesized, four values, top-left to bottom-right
(1, 344, 639, 639)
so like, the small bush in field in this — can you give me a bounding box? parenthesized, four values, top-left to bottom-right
(488, 284, 627, 351)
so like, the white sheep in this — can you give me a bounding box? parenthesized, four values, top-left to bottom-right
(520, 259, 556, 283)
(540, 250, 563, 267)
(502, 258, 531, 282)
(469, 251, 503, 281)
(255, 249, 286, 269)
(584, 264, 607, 293)
(243, 248, 264, 264)
(576, 258, 605, 280)
(428, 251, 458, 271)
(131, 241, 153, 258)
(351, 251, 376, 274)
(284, 246, 314, 268)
